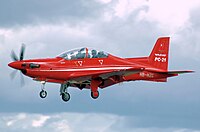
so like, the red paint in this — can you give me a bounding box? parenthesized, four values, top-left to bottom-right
(8, 37, 194, 101)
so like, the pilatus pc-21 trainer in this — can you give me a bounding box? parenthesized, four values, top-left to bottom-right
(8, 37, 193, 102)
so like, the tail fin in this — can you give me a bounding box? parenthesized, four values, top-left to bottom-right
(149, 37, 170, 71)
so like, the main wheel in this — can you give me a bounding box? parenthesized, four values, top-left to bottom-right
(40, 90, 47, 98)
(61, 92, 70, 102)
(91, 91, 99, 99)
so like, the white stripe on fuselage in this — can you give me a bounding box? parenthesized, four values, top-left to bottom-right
(39, 66, 134, 72)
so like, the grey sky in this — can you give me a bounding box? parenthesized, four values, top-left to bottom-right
(0, 0, 102, 27)
(0, 0, 200, 131)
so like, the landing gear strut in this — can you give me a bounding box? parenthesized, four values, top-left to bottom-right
(60, 83, 70, 102)
(39, 81, 47, 98)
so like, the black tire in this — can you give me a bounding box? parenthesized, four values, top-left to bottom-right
(62, 92, 70, 102)
(91, 91, 99, 99)
(40, 90, 47, 98)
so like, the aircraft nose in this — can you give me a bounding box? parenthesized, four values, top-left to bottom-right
(8, 61, 21, 70)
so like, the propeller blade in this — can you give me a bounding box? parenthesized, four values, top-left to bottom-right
(11, 50, 19, 61)
(20, 72, 25, 87)
(10, 70, 18, 80)
(20, 43, 25, 61)
(10, 44, 27, 86)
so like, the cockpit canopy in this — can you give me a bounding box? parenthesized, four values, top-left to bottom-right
(57, 47, 108, 60)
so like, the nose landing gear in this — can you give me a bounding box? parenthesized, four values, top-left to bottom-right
(39, 81, 47, 99)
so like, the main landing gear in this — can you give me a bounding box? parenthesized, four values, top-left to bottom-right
(60, 83, 70, 102)
(38, 79, 102, 101)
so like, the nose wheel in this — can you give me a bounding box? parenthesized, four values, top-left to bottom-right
(40, 90, 47, 98)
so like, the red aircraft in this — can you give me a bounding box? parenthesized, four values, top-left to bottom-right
(8, 37, 193, 102)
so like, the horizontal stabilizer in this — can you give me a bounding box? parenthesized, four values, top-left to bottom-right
(165, 70, 194, 74)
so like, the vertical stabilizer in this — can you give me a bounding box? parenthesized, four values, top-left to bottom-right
(149, 37, 170, 71)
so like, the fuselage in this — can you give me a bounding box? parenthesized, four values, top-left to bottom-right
(8, 54, 177, 88)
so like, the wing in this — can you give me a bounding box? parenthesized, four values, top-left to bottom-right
(33, 67, 142, 88)
(67, 67, 142, 87)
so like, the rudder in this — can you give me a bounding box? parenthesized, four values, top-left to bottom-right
(149, 37, 170, 71)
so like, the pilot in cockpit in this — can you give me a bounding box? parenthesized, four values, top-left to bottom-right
(76, 48, 86, 59)
(91, 50, 97, 58)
